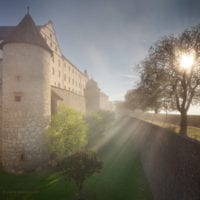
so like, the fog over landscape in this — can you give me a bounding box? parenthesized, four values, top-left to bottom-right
(1, 0, 200, 114)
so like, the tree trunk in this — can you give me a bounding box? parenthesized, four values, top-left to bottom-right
(179, 110, 187, 136)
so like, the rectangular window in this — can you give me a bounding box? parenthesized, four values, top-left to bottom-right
(14, 92, 23, 102)
(15, 96, 21, 102)
(15, 75, 22, 81)
(58, 59, 60, 66)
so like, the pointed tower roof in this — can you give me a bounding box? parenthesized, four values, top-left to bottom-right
(1, 12, 51, 53)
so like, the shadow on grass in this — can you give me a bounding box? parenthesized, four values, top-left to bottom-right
(0, 117, 153, 200)
(83, 117, 153, 200)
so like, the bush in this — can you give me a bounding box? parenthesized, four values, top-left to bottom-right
(46, 106, 88, 160)
(84, 110, 115, 147)
(62, 150, 102, 200)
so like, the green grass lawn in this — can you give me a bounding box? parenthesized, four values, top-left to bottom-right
(145, 119, 200, 141)
(0, 118, 152, 200)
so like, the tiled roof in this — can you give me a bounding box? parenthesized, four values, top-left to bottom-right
(0, 26, 43, 40)
(0, 13, 51, 53)
(0, 26, 15, 40)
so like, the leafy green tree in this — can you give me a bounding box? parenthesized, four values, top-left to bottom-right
(125, 86, 162, 113)
(138, 25, 200, 136)
(62, 150, 102, 200)
(46, 106, 88, 159)
(84, 110, 115, 147)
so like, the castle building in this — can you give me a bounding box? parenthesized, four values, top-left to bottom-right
(0, 12, 111, 172)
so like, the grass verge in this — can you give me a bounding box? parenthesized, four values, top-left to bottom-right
(144, 119, 200, 141)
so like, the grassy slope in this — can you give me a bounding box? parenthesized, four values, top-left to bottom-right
(138, 113, 200, 141)
(145, 119, 200, 141)
(84, 117, 153, 200)
(0, 117, 152, 200)
(0, 171, 68, 200)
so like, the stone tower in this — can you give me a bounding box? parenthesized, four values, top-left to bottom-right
(0, 12, 52, 172)
(84, 79, 100, 112)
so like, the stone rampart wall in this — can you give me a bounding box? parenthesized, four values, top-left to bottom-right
(51, 86, 86, 113)
(0, 59, 2, 162)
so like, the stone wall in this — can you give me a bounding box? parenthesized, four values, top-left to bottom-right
(39, 22, 88, 96)
(133, 118, 200, 200)
(0, 57, 2, 162)
(1, 43, 51, 172)
(51, 86, 86, 113)
(84, 79, 100, 112)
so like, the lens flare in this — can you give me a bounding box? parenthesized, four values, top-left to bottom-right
(179, 52, 194, 70)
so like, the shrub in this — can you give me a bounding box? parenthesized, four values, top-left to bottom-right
(62, 150, 102, 200)
(84, 110, 115, 146)
(46, 106, 88, 160)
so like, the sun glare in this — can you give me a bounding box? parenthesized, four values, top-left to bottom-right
(179, 52, 195, 70)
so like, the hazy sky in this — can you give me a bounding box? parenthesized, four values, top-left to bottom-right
(1, 0, 200, 101)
